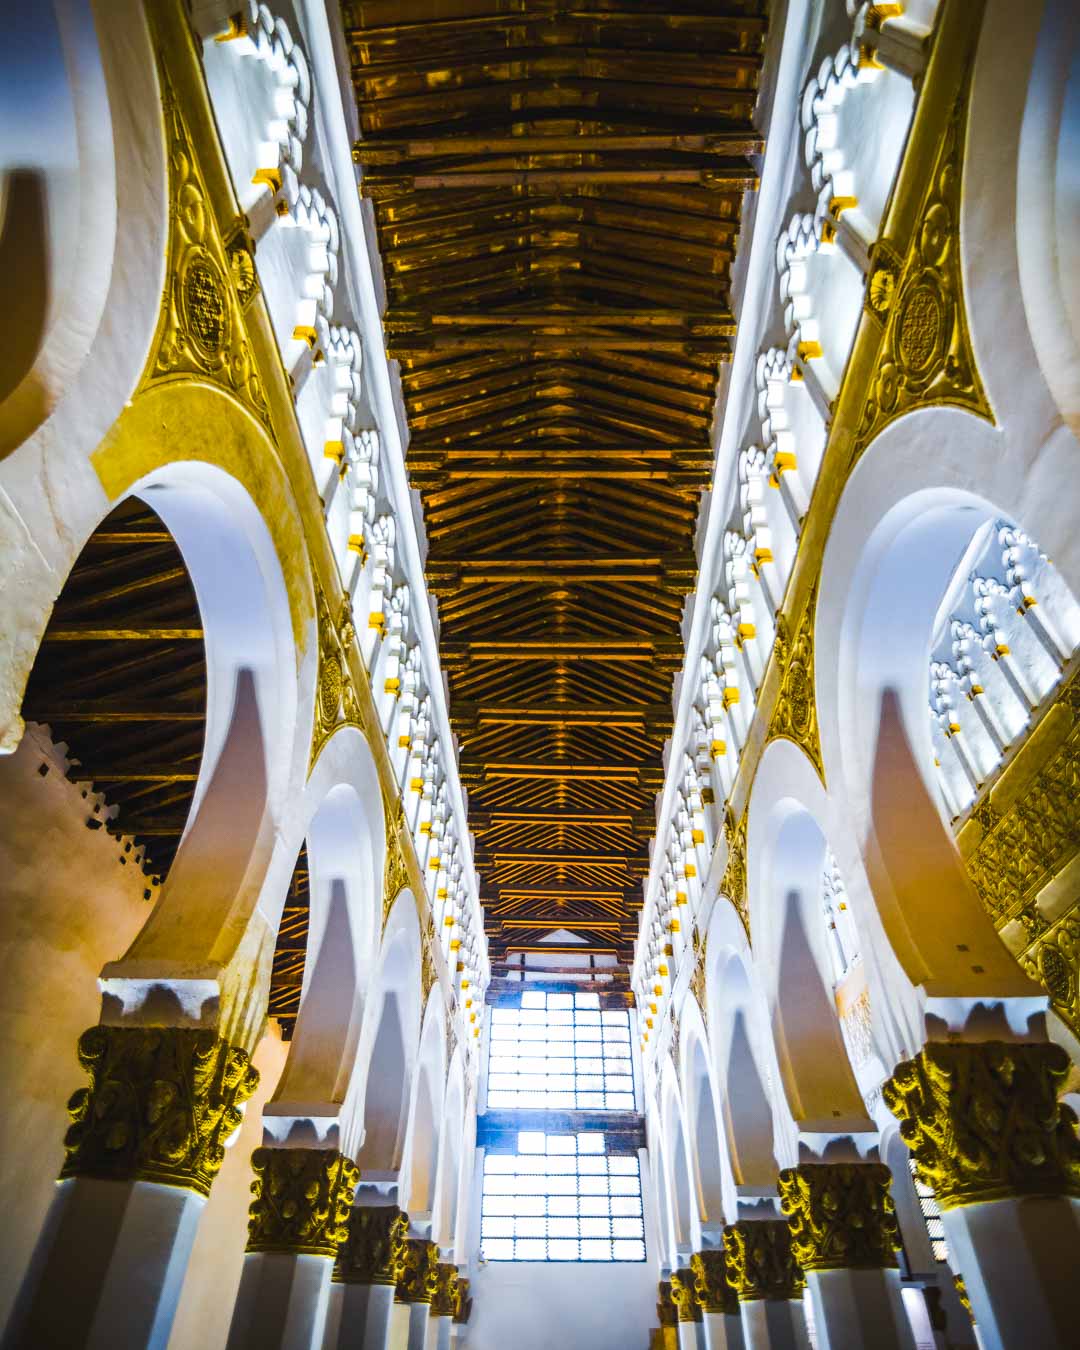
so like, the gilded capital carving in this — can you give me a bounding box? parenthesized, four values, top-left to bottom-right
(245, 1147, 360, 1257)
(670, 1267, 702, 1323)
(720, 809, 750, 940)
(778, 1163, 899, 1271)
(723, 1220, 805, 1302)
(62, 1025, 259, 1197)
(334, 1204, 408, 1285)
(396, 1237, 440, 1304)
(883, 1041, 1080, 1209)
(691, 1249, 738, 1316)
(430, 1262, 459, 1317)
(657, 1279, 678, 1328)
(383, 796, 410, 930)
(452, 1275, 472, 1324)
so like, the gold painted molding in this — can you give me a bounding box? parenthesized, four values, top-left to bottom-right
(140, 64, 272, 435)
(957, 666, 1080, 1038)
(730, 0, 991, 824)
(765, 585, 824, 781)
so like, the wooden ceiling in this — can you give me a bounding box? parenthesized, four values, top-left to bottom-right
(343, 0, 767, 965)
(22, 499, 206, 889)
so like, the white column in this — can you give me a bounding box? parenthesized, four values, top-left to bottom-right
(702, 1310, 746, 1349)
(805, 1268, 915, 1350)
(3, 1177, 204, 1350)
(226, 1252, 334, 1350)
(739, 1299, 811, 1350)
(940, 1195, 1080, 1350)
(328, 1282, 395, 1350)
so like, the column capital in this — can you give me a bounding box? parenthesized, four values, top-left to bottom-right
(723, 1219, 805, 1302)
(395, 1237, 440, 1304)
(334, 1204, 409, 1285)
(430, 1262, 459, 1317)
(61, 1025, 259, 1198)
(778, 1162, 899, 1271)
(691, 1248, 738, 1316)
(670, 1267, 702, 1323)
(657, 1279, 678, 1328)
(883, 1041, 1080, 1208)
(451, 1274, 472, 1325)
(245, 1147, 360, 1257)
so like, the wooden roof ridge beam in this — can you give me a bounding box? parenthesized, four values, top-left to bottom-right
(460, 761, 665, 784)
(356, 133, 765, 161)
(489, 918, 625, 931)
(389, 336, 732, 356)
(41, 625, 205, 641)
(427, 557, 696, 592)
(471, 811, 654, 826)
(452, 701, 673, 726)
(440, 638, 681, 665)
(410, 447, 712, 463)
(362, 167, 759, 192)
(385, 310, 735, 333)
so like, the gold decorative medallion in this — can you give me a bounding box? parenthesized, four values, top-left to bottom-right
(766, 587, 824, 780)
(883, 1041, 1080, 1209)
(692, 1249, 738, 1317)
(62, 1025, 258, 1197)
(778, 1163, 900, 1271)
(246, 1146, 360, 1256)
(854, 58, 992, 458)
(723, 1220, 805, 1301)
(144, 68, 271, 432)
(334, 1204, 409, 1285)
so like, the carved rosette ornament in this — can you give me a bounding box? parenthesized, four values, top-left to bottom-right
(692, 1249, 738, 1317)
(669, 1267, 702, 1323)
(395, 1238, 440, 1304)
(723, 1220, 805, 1302)
(767, 589, 824, 781)
(778, 1163, 899, 1271)
(855, 58, 992, 460)
(245, 1147, 360, 1257)
(61, 1025, 258, 1197)
(720, 810, 750, 940)
(883, 1041, 1080, 1209)
(657, 1280, 678, 1328)
(429, 1263, 460, 1318)
(334, 1205, 409, 1285)
(146, 70, 271, 431)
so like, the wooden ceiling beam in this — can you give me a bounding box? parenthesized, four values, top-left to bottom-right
(460, 761, 664, 784)
(453, 702, 671, 727)
(357, 133, 764, 161)
(386, 309, 735, 332)
(440, 638, 681, 664)
(41, 626, 204, 642)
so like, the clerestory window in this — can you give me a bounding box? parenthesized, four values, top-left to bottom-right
(480, 989, 645, 1262)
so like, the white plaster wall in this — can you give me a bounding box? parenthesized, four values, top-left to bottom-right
(167, 1025, 288, 1350)
(462, 1259, 659, 1350)
(0, 724, 152, 1331)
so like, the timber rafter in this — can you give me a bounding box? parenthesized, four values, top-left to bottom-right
(344, 0, 767, 957)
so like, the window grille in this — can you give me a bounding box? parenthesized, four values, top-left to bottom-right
(481, 1131, 646, 1262)
(486, 991, 635, 1111)
(908, 1158, 948, 1263)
